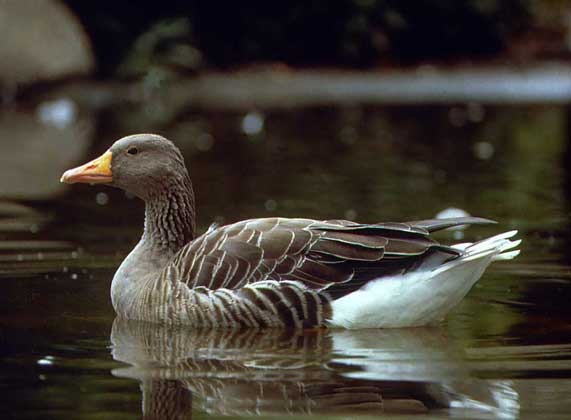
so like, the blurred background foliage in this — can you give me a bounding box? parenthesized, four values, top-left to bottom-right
(65, 0, 568, 78)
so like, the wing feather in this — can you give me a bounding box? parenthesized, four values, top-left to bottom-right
(170, 217, 475, 299)
(258, 229, 295, 259)
(311, 239, 385, 261)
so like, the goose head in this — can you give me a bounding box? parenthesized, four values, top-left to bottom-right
(60, 133, 189, 200)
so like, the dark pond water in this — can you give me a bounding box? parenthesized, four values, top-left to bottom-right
(1, 99, 571, 419)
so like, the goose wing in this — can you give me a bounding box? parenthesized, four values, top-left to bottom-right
(169, 216, 493, 297)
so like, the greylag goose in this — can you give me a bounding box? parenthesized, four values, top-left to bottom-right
(61, 134, 520, 328)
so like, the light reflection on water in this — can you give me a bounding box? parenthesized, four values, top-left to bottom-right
(0, 103, 570, 418)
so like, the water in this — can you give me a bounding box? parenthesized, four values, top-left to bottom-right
(1, 101, 570, 419)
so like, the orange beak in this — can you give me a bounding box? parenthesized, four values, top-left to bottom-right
(60, 150, 113, 184)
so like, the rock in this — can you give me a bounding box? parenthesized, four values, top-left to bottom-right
(0, 99, 94, 199)
(0, 0, 94, 90)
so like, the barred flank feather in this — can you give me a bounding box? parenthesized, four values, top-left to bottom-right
(148, 277, 332, 328)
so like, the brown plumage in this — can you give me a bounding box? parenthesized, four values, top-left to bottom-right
(60, 134, 519, 328)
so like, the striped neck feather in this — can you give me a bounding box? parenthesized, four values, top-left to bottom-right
(143, 172, 196, 254)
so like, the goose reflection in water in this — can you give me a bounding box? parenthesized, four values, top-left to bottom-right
(110, 319, 517, 419)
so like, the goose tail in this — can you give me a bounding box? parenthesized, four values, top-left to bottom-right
(450, 230, 521, 263)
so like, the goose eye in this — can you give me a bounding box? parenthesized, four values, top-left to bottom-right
(127, 147, 138, 155)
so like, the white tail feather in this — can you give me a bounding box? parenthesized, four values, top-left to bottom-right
(463, 230, 520, 262)
(493, 250, 521, 261)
